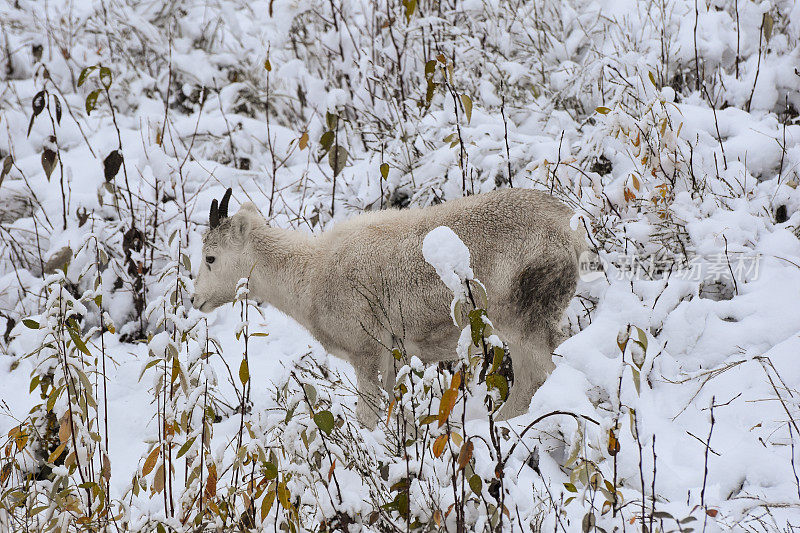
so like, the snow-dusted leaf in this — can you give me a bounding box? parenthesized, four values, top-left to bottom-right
(77, 66, 96, 87)
(99, 66, 112, 89)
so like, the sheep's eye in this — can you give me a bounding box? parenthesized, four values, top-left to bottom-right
(205, 256, 215, 265)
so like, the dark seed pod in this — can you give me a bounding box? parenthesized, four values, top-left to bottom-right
(776, 204, 788, 223)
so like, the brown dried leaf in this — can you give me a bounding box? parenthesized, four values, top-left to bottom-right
(457, 440, 474, 471)
(205, 463, 217, 498)
(41, 149, 57, 181)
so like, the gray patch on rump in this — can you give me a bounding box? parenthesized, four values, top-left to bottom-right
(512, 259, 577, 343)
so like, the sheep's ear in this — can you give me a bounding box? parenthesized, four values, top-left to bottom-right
(230, 215, 251, 245)
(238, 202, 262, 217)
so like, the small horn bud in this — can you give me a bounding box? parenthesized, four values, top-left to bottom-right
(219, 188, 232, 219)
(209, 198, 219, 228)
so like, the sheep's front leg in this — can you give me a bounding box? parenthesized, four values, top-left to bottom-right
(354, 359, 381, 428)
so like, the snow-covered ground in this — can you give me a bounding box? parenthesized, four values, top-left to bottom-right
(2, 0, 800, 530)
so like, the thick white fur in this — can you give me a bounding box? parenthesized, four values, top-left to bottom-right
(193, 189, 585, 425)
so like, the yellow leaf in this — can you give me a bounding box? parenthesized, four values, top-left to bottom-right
(460, 94, 473, 124)
(59, 416, 72, 444)
(432, 433, 448, 458)
(277, 482, 291, 509)
(142, 447, 159, 476)
(438, 389, 458, 427)
(239, 358, 249, 384)
(298, 132, 308, 150)
(264, 59, 272, 72)
(48, 442, 66, 463)
(449, 371, 462, 392)
(261, 490, 275, 521)
(596, 106, 611, 115)
(171, 356, 180, 384)
(153, 464, 165, 494)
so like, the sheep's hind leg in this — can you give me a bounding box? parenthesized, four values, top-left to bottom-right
(495, 330, 555, 420)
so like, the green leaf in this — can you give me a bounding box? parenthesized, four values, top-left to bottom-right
(1, 155, 13, 184)
(176, 437, 196, 459)
(304, 384, 317, 405)
(403, 0, 417, 21)
(68, 329, 91, 356)
(469, 474, 482, 495)
(564, 482, 578, 493)
(263, 461, 278, 480)
(764, 13, 773, 42)
(313, 410, 335, 435)
(460, 94, 473, 124)
(85, 89, 101, 115)
(23, 319, 39, 329)
(239, 358, 249, 384)
(325, 112, 338, 131)
(490, 346, 504, 374)
(648, 71, 657, 87)
(595, 106, 611, 115)
(380, 162, 389, 180)
(320, 130, 334, 153)
(329, 145, 348, 177)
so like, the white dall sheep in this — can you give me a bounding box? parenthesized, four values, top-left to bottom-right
(192, 188, 586, 425)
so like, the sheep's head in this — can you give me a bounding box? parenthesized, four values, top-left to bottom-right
(192, 189, 266, 312)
